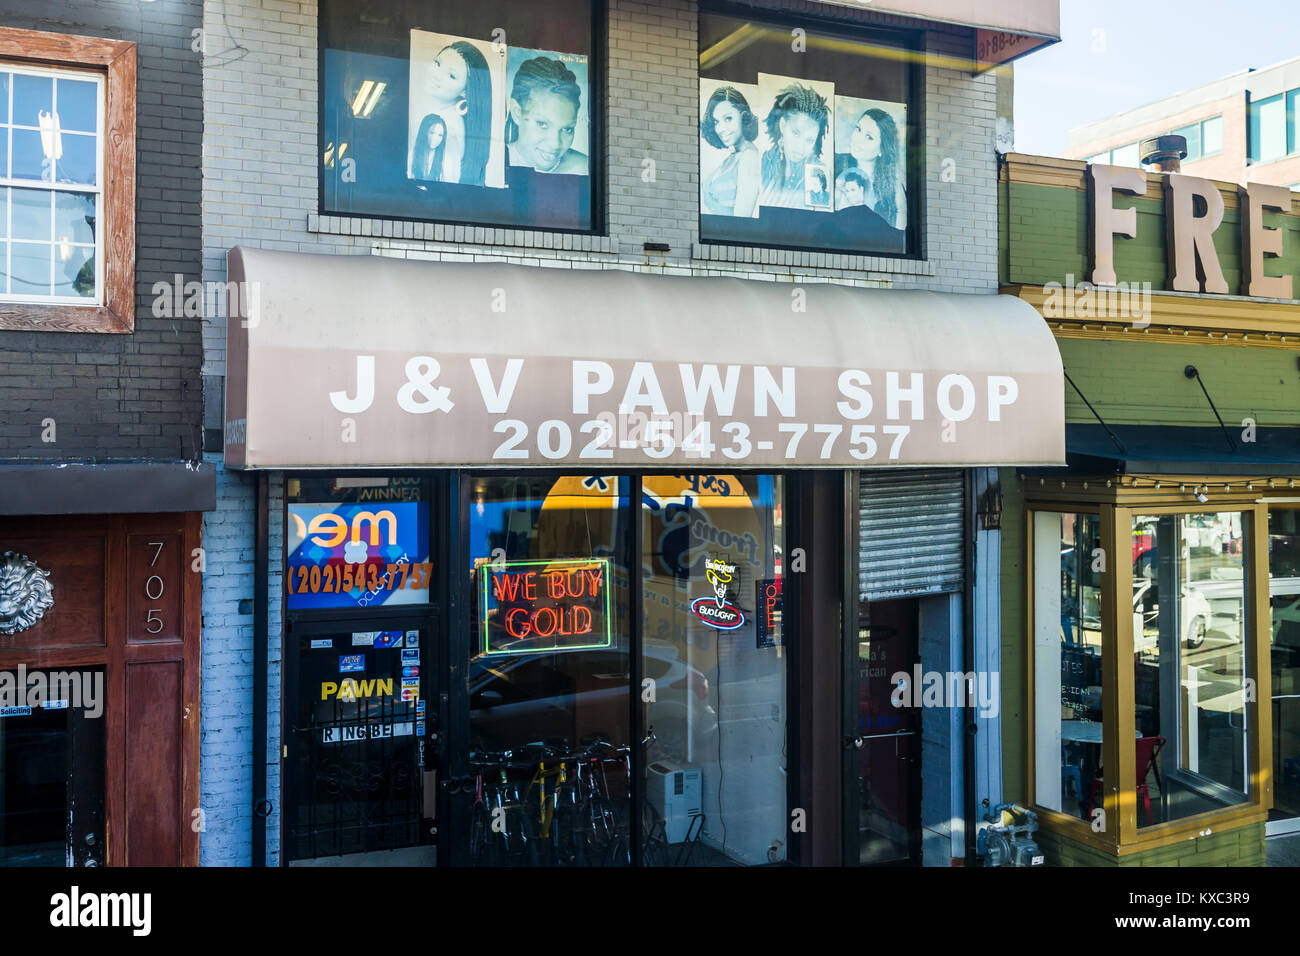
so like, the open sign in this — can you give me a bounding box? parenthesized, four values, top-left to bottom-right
(756, 578, 784, 647)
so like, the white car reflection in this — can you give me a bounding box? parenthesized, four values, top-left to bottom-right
(1132, 579, 1214, 650)
(1270, 576, 1300, 652)
(468, 639, 718, 756)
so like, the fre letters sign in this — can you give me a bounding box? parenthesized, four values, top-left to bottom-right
(480, 558, 612, 656)
(224, 247, 1065, 469)
(1088, 164, 1297, 299)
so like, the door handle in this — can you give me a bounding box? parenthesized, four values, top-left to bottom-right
(843, 735, 864, 750)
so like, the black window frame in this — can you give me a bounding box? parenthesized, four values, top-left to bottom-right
(315, 0, 608, 238)
(697, 1, 927, 261)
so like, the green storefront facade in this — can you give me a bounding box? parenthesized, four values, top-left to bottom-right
(999, 153, 1300, 865)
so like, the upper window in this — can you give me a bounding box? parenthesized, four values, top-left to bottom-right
(1170, 115, 1222, 163)
(1085, 143, 1139, 167)
(1249, 93, 1287, 163)
(320, 0, 598, 233)
(698, 10, 919, 257)
(0, 65, 104, 305)
(1109, 142, 1140, 168)
(0, 29, 135, 333)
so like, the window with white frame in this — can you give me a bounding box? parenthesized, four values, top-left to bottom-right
(0, 64, 104, 305)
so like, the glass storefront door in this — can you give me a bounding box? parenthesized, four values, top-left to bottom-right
(0, 669, 105, 866)
(847, 599, 920, 865)
(640, 475, 788, 867)
(458, 472, 788, 867)
(1269, 507, 1300, 834)
(466, 475, 632, 867)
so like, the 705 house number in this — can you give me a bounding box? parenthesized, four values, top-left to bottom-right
(143, 540, 167, 636)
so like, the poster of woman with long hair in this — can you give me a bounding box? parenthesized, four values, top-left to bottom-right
(503, 48, 590, 175)
(833, 97, 907, 230)
(408, 31, 506, 188)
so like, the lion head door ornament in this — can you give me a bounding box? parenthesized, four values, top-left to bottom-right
(0, 551, 54, 636)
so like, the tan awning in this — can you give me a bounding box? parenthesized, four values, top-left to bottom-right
(224, 247, 1064, 470)
(806, 0, 1060, 69)
(809, 0, 1058, 35)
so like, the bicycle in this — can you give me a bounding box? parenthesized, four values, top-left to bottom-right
(520, 738, 582, 866)
(468, 749, 530, 867)
(573, 733, 631, 866)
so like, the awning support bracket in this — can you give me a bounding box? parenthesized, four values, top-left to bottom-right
(1064, 370, 1126, 456)
(1184, 365, 1237, 452)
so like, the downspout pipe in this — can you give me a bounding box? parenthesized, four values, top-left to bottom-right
(252, 470, 268, 866)
(962, 469, 978, 865)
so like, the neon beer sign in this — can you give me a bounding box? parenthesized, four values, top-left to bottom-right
(481, 558, 612, 655)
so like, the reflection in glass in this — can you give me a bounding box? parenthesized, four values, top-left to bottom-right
(1269, 508, 1300, 825)
(11, 188, 51, 241)
(640, 475, 787, 866)
(53, 244, 94, 299)
(1132, 512, 1249, 827)
(10, 242, 51, 296)
(0, 70, 102, 303)
(11, 72, 52, 127)
(467, 475, 630, 867)
(52, 191, 95, 245)
(1034, 512, 1103, 821)
(11, 127, 53, 184)
(56, 78, 99, 134)
(57, 133, 97, 186)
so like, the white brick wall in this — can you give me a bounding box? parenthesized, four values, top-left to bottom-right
(199, 453, 253, 866)
(200, 0, 1004, 864)
(199, 452, 282, 866)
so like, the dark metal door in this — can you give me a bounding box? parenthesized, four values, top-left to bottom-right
(842, 600, 922, 866)
(283, 617, 438, 863)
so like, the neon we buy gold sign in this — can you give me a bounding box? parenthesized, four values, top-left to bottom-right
(480, 558, 612, 656)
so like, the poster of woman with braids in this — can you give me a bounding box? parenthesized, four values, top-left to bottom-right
(755, 73, 834, 211)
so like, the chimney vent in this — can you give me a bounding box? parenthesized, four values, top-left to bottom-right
(1140, 134, 1187, 172)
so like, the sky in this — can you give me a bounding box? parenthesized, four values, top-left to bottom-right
(1014, 0, 1300, 157)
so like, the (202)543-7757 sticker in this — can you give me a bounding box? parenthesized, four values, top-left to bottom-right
(289, 561, 432, 595)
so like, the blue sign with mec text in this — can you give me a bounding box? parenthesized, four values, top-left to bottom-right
(287, 501, 430, 611)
